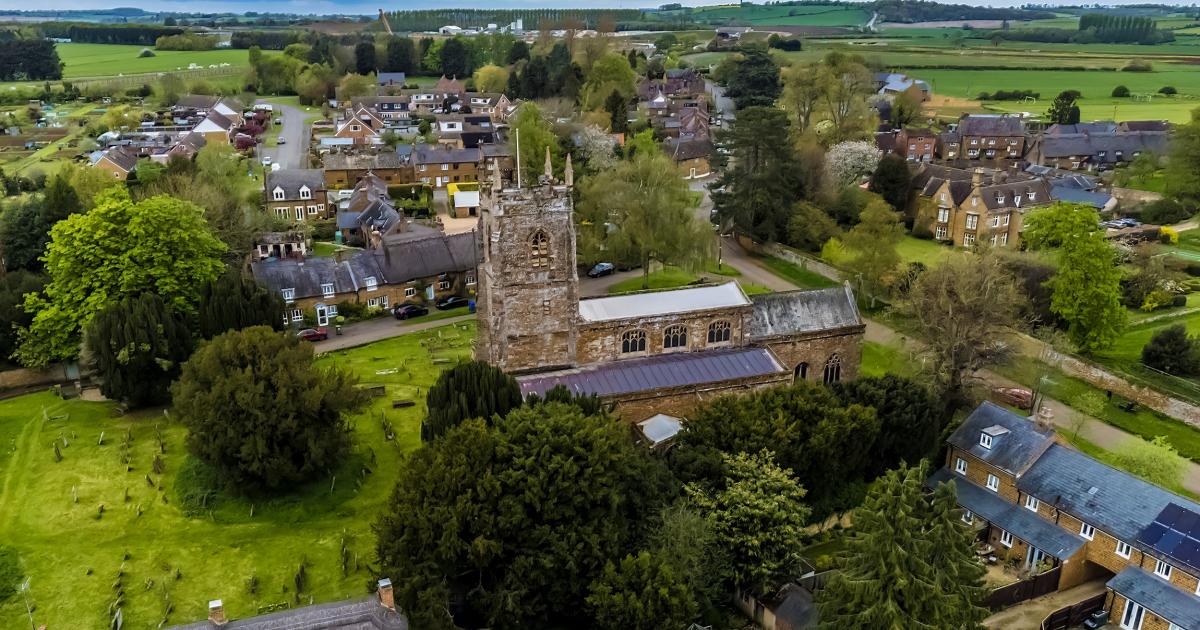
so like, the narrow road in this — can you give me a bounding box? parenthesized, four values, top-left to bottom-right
(256, 100, 311, 170)
(314, 314, 474, 354)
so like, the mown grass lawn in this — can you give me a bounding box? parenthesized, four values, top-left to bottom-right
(0, 322, 475, 629)
(895, 236, 954, 268)
(607, 266, 700, 293)
(753, 255, 840, 289)
(56, 43, 254, 80)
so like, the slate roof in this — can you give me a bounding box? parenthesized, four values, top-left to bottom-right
(663, 137, 711, 161)
(1122, 120, 1171, 133)
(928, 469, 1087, 560)
(959, 114, 1025, 137)
(1040, 131, 1169, 162)
(413, 144, 481, 165)
(169, 596, 407, 629)
(515, 347, 786, 398)
(875, 131, 897, 153)
(367, 230, 477, 283)
(946, 402, 1056, 476)
(764, 583, 817, 629)
(250, 257, 358, 299)
(1046, 122, 1118, 135)
(1108, 566, 1200, 630)
(1019, 444, 1200, 543)
(100, 147, 138, 171)
(323, 151, 409, 171)
(1050, 185, 1112, 209)
(378, 72, 407, 86)
(978, 178, 1054, 212)
(174, 94, 220, 110)
(747, 286, 862, 340)
(578, 282, 750, 323)
(266, 169, 325, 200)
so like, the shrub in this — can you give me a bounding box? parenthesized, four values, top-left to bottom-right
(1161, 226, 1180, 245)
(1141, 289, 1175, 312)
(1111, 85, 1130, 97)
(423, 360, 522, 441)
(1185, 263, 1200, 277)
(1142, 198, 1194, 225)
(1160, 86, 1178, 95)
(138, 48, 155, 58)
(1122, 60, 1152, 72)
(1142, 324, 1200, 375)
(1173, 294, 1188, 307)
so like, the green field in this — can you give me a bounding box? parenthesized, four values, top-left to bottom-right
(683, 3, 868, 27)
(0, 323, 475, 628)
(56, 43, 253, 80)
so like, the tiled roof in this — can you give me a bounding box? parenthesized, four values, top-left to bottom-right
(1040, 131, 1169, 162)
(978, 178, 1054, 211)
(413, 144, 481, 165)
(1107, 566, 1200, 630)
(747, 286, 862, 340)
(946, 402, 1056, 476)
(1019, 444, 1200, 543)
(663, 137, 711, 161)
(323, 151, 409, 170)
(366, 230, 477, 284)
(101, 147, 138, 171)
(174, 94, 220, 110)
(169, 597, 407, 629)
(515, 347, 786, 398)
(266, 169, 325, 200)
(250, 257, 358, 300)
(959, 114, 1025, 137)
(928, 469, 1087, 560)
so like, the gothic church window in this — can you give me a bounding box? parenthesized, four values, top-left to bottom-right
(530, 230, 550, 268)
(664, 325, 688, 350)
(707, 320, 732, 345)
(823, 354, 842, 384)
(621, 330, 646, 354)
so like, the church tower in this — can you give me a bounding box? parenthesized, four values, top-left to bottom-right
(475, 159, 579, 372)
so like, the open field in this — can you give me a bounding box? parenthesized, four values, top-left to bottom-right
(56, 43, 253, 80)
(683, 4, 869, 27)
(0, 323, 474, 628)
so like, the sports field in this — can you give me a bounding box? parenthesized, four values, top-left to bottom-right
(56, 43, 253, 80)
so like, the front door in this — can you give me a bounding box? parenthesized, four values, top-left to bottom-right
(1121, 600, 1145, 630)
(315, 304, 328, 327)
(425, 285, 435, 300)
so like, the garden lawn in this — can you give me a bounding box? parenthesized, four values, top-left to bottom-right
(860, 341, 914, 378)
(895, 236, 953, 267)
(0, 322, 475, 629)
(56, 43, 254, 80)
(607, 266, 700, 293)
(753, 255, 840, 289)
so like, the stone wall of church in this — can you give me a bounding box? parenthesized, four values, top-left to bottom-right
(606, 372, 793, 423)
(759, 326, 865, 383)
(576, 307, 752, 365)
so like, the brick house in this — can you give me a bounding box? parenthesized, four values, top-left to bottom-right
(322, 150, 414, 190)
(414, 144, 480, 188)
(333, 106, 385, 145)
(663, 137, 712, 180)
(265, 169, 329, 223)
(930, 402, 1200, 630)
(475, 170, 864, 422)
(939, 114, 1027, 163)
(917, 164, 1053, 248)
(1029, 122, 1170, 172)
(192, 112, 235, 146)
(90, 147, 138, 180)
(899, 127, 936, 162)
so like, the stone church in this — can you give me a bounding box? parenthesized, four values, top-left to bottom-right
(474, 166, 865, 423)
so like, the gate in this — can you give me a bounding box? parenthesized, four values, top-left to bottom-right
(1041, 593, 1106, 630)
(984, 566, 1061, 609)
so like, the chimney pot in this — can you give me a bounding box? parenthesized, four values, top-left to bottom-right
(378, 578, 395, 610)
(208, 599, 228, 626)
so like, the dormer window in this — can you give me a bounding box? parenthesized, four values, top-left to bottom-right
(281, 288, 295, 303)
(365, 276, 378, 291)
(272, 187, 285, 201)
(321, 283, 334, 298)
(980, 433, 993, 449)
(299, 185, 312, 200)
(1027, 191, 1036, 201)
(995, 193, 1005, 204)
(980, 424, 1010, 450)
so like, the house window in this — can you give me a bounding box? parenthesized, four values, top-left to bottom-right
(1025, 496, 1040, 512)
(1002, 214, 1010, 226)
(986, 474, 1000, 492)
(299, 186, 312, 200)
(1000, 530, 1014, 548)
(543, 300, 551, 315)
(621, 329, 647, 353)
(707, 320, 732, 345)
(272, 187, 284, 201)
(940, 192, 947, 202)
(1026, 191, 1036, 201)
(441, 163, 449, 171)
(295, 207, 304, 221)
(935, 226, 948, 240)
(1000, 233, 1008, 246)
(1080, 523, 1095, 540)
(664, 325, 688, 350)
(955, 457, 967, 475)
(466, 271, 476, 285)
(327, 305, 337, 316)
(1121, 600, 1145, 630)
(1116, 541, 1132, 559)
(321, 283, 334, 298)
(308, 205, 319, 215)
(964, 233, 976, 247)
(281, 288, 295, 303)
(991, 216, 1001, 228)
(420, 165, 427, 172)
(995, 194, 1005, 205)
(937, 208, 949, 223)
(365, 276, 378, 291)
(823, 354, 842, 384)
(404, 286, 416, 297)
(990, 235, 999, 246)
(962, 509, 973, 525)
(351, 124, 361, 132)
(965, 215, 979, 230)
(1155, 559, 1173, 580)
(438, 279, 450, 290)
(291, 308, 302, 322)
(530, 230, 550, 268)
(980, 433, 993, 449)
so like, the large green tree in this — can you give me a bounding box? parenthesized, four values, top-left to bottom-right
(510, 102, 562, 186)
(723, 45, 781, 109)
(585, 551, 699, 630)
(646, 500, 732, 618)
(1023, 202, 1125, 351)
(1046, 90, 1081, 125)
(0, 270, 44, 361)
(440, 37, 471, 78)
(383, 36, 415, 73)
(818, 464, 988, 629)
(84, 293, 194, 408)
(173, 326, 366, 492)
(40, 171, 82, 225)
(374, 402, 675, 629)
(687, 450, 810, 595)
(833, 376, 944, 478)
(197, 271, 286, 339)
(354, 41, 376, 75)
(711, 106, 808, 242)
(423, 359, 522, 441)
(0, 196, 49, 272)
(844, 197, 903, 296)
(868, 153, 913, 214)
(1166, 107, 1200, 206)
(581, 52, 636, 111)
(16, 188, 225, 366)
(577, 151, 712, 288)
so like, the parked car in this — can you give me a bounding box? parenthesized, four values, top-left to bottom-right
(261, 156, 272, 166)
(393, 303, 429, 320)
(277, 136, 286, 145)
(297, 327, 328, 342)
(435, 295, 469, 310)
(587, 262, 615, 278)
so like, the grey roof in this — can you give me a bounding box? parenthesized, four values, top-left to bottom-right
(748, 286, 862, 340)
(1107, 566, 1200, 630)
(169, 596, 407, 629)
(378, 72, 407, 86)
(1019, 444, 1200, 544)
(250, 257, 358, 300)
(663, 137, 711, 161)
(267, 169, 325, 200)
(1046, 122, 1118, 136)
(1122, 120, 1170, 133)
(174, 94, 220, 110)
(928, 469, 1087, 560)
(1040, 131, 1169, 162)
(323, 151, 409, 171)
(959, 114, 1025, 137)
(413, 144, 481, 165)
(979, 178, 1054, 212)
(516, 347, 785, 398)
(1051, 185, 1112, 209)
(946, 402, 1056, 476)
(362, 230, 477, 284)
(578, 282, 749, 323)
(765, 583, 817, 629)
(101, 147, 138, 171)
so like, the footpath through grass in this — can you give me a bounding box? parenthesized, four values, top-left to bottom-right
(0, 322, 475, 628)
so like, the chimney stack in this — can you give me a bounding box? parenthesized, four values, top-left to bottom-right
(378, 578, 395, 610)
(972, 168, 984, 188)
(208, 600, 228, 626)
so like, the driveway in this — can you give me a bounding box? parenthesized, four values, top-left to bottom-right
(707, 79, 736, 120)
(313, 313, 474, 354)
(256, 100, 312, 170)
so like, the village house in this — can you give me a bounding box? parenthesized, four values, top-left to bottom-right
(265, 169, 330, 223)
(636, 67, 705, 101)
(930, 402, 1200, 630)
(89, 147, 138, 180)
(169, 579, 407, 629)
(1029, 121, 1170, 171)
(916, 164, 1054, 248)
(322, 150, 414, 189)
(873, 72, 931, 100)
(939, 114, 1028, 163)
(253, 231, 308, 261)
(350, 96, 414, 124)
(663, 137, 712, 180)
(414, 144, 481, 188)
(435, 113, 497, 148)
(332, 105, 385, 145)
(191, 112, 237, 146)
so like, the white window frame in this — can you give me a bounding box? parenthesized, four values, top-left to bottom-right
(955, 457, 967, 475)
(466, 271, 476, 285)
(1000, 530, 1014, 548)
(1121, 600, 1145, 630)
(1000, 233, 1009, 246)
(404, 286, 416, 297)
(438, 279, 450, 290)
(1116, 541, 1132, 559)
(281, 288, 295, 303)
(1002, 214, 1010, 226)
(991, 216, 1001, 228)
(1155, 559, 1173, 580)
(290, 308, 302, 322)
(321, 283, 334, 299)
(1079, 523, 1095, 540)
(308, 205, 319, 215)
(966, 214, 979, 230)
(937, 208, 949, 223)
(979, 433, 993, 449)
(986, 473, 1000, 492)
(365, 276, 378, 291)
(272, 187, 285, 201)
(299, 186, 312, 200)
(1025, 496, 1040, 512)
(935, 226, 948, 240)
(964, 233, 976, 247)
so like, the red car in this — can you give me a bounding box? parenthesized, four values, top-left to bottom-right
(297, 327, 328, 342)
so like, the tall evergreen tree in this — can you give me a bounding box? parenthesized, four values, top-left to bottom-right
(505, 68, 522, 98)
(354, 41, 376, 76)
(508, 40, 530, 64)
(724, 45, 782, 109)
(197, 271, 285, 339)
(40, 172, 81, 225)
(711, 107, 806, 242)
(384, 37, 415, 74)
(423, 359, 522, 440)
(440, 37, 471, 79)
(84, 293, 194, 407)
(925, 481, 990, 628)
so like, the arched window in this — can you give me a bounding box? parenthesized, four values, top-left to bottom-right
(823, 354, 842, 384)
(795, 362, 809, 381)
(621, 330, 646, 354)
(707, 320, 732, 345)
(530, 230, 550, 268)
(663, 325, 688, 350)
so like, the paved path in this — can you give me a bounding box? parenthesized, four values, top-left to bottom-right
(983, 579, 1106, 629)
(256, 100, 311, 170)
(314, 314, 474, 354)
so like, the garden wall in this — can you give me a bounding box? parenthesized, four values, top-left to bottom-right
(0, 363, 77, 397)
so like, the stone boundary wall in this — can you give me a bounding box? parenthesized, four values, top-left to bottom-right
(0, 363, 75, 396)
(737, 235, 843, 282)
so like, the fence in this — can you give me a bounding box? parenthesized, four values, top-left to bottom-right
(1040, 593, 1106, 630)
(797, 570, 832, 593)
(984, 566, 1061, 609)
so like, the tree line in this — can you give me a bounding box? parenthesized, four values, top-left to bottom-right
(381, 9, 641, 32)
(873, 0, 1054, 23)
(40, 23, 185, 46)
(0, 39, 61, 81)
(1079, 13, 1168, 43)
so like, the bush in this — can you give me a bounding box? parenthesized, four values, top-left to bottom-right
(976, 89, 1038, 101)
(1122, 60, 1152, 72)
(1111, 85, 1130, 97)
(310, 218, 337, 240)
(1161, 226, 1180, 245)
(1160, 86, 1178, 95)
(1141, 198, 1194, 225)
(1142, 324, 1200, 375)
(138, 48, 155, 58)
(1184, 263, 1200, 277)
(1173, 294, 1188, 307)
(1141, 289, 1175, 312)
